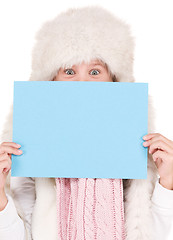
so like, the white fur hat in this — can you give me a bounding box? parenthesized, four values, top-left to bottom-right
(29, 5, 135, 82)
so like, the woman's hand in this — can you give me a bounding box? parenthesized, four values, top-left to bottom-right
(143, 133, 173, 190)
(0, 142, 22, 190)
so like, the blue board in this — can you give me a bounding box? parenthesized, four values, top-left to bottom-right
(12, 81, 148, 179)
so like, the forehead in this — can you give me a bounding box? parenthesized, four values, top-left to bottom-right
(88, 59, 105, 66)
(59, 59, 107, 71)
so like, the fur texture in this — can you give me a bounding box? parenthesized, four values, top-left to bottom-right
(0, 5, 159, 240)
(29, 5, 135, 83)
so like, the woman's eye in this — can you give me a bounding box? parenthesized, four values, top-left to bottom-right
(90, 69, 100, 75)
(64, 69, 75, 75)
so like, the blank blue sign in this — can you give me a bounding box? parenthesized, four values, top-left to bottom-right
(12, 81, 148, 179)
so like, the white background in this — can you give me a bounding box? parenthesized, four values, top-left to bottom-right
(0, 0, 173, 237)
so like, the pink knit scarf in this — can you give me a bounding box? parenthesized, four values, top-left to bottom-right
(55, 178, 125, 240)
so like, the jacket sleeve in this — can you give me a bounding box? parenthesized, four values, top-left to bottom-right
(151, 177, 173, 240)
(0, 194, 26, 240)
(0, 177, 36, 240)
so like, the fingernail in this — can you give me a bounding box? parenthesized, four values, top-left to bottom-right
(17, 149, 23, 153)
(16, 144, 21, 147)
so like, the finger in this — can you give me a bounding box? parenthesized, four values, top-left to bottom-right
(3, 168, 11, 174)
(1, 142, 21, 148)
(152, 150, 167, 162)
(152, 134, 173, 149)
(0, 154, 12, 168)
(2, 166, 11, 174)
(0, 145, 23, 155)
(0, 160, 11, 173)
(149, 140, 173, 155)
(154, 157, 162, 169)
(1, 154, 12, 166)
(3, 167, 11, 173)
(0, 152, 11, 161)
(143, 133, 157, 140)
(143, 134, 173, 151)
(143, 133, 173, 149)
(3, 164, 11, 173)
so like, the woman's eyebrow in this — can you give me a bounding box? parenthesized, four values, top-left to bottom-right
(90, 63, 104, 67)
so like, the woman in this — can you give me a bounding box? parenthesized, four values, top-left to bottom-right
(0, 5, 173, 240)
